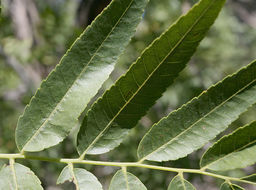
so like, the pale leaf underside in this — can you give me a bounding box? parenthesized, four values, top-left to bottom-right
(57, 165, 102, 190)
(77, 0, 226, 157)
(15, 0, 148, 152)
(168, 175, 196, 190)
(200, 121, 256, 171)
(138, 61, 256, 162)
(220, 183, 244, 190)
(0, 163, 43, 190)
(109, 169, 147, 190)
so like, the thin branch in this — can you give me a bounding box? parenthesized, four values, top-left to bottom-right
(0, 45, 41, 98)
(0, 153, 255, 186)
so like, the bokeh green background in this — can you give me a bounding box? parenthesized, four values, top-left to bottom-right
(0, 0, 255, 189)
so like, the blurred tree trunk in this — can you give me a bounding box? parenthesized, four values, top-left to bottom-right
(230, 0, 256, 28)
(10, 0, 32, 41)
(3, 0, 41, 100)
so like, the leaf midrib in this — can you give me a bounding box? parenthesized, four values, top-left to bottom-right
(10, 163, 18, 190)
(21, 0, 135, 152)
(123, 170, 130, 190)
(202, 136, 256, 170)
(180, 177, 187, 190)
(140, 78, 256, 162)
(179, 175, 195, 190)
(68, 165, 80, 190)
(80, 0, 216, 158)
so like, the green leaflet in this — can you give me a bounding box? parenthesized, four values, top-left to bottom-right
(200, 121, 256, 171)
(108, 169, 147, 190)
(138, 61, 256, 162)
(57, 165, 102, 190)
(168, 175, 196, 190)
(15, 0, 148, 152)
(77, 0, 226, 157)
(0, 163, 43, 190)
(220, 183, 244, 190)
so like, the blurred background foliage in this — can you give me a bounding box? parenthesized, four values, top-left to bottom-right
(0, 0, 256, 189)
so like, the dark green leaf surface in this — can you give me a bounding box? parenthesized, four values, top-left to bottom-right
(0, 163, 43, 190)
(241, 174, 256, 184)
(77, 0, 225, 157)
(220, 183, 244, 190)
(57, 165, 102, 190)
(15, 0, 148, 152)
(109, 169, 147, 190)
(168, 175, 196, 190)
(138, 61, 256, 162)
(200, 121, 256, 171)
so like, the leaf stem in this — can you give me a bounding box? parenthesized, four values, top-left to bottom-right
(0, 153, 255, 186)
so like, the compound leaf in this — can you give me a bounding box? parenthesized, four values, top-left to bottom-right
(77, 0, 226, 157)
(138, 61, 256, 162)
(0, 163, 43, 190)
(15, 0, 148, 152)
(220, 183, 244, 190)
(109, 169, 147, 190)
(168, 175, 196, 190)
(200, 121, 256, 171)
(57, 165, 102, 190)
